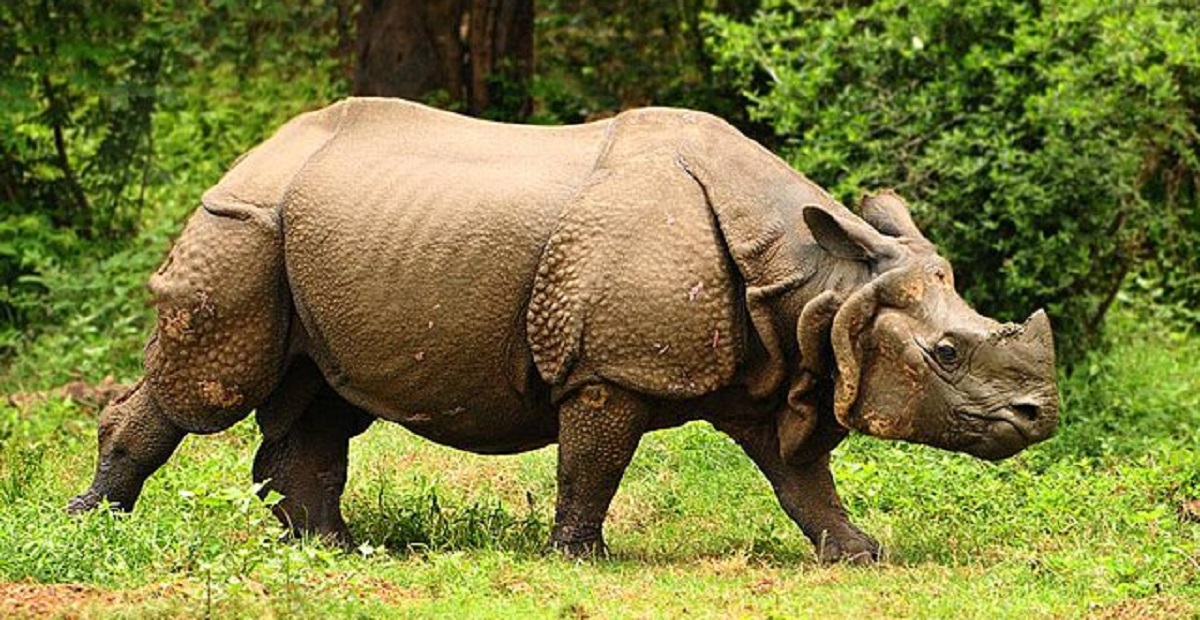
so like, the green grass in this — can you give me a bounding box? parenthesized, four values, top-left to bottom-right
(0, 301, 1197, 617)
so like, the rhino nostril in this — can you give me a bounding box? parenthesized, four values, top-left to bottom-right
(1011, 403, 1040, 422)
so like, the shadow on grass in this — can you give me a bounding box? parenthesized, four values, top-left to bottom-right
(346, 484, 549, 556)
(342, 482, 822, 565)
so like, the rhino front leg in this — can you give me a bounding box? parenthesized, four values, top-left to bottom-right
(68, 380, 186, 513)
(551, 384, 649, 557)
(253, 360, 374, 546)
(716, 420, 880, 563)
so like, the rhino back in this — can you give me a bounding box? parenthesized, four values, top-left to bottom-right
(282, 99, 610, 444)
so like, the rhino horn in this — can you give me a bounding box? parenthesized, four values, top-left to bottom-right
(1023, 309, 1050, 335)
(1019, 308, 1054, 348)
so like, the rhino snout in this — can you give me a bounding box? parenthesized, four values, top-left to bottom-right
(1010, 393, 1058, 429)
(962, 394, 1059, 461)
(1004, 397, 1059, 441)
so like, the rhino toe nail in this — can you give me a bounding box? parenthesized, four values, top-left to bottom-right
(66, 492, 98, 514)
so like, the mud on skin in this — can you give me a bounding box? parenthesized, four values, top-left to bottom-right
(71, 98, 1060, 563)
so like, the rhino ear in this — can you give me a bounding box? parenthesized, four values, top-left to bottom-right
(859, 190, 930, 244)
(802, 205, 897, 262)
(829, 267, 925, 425)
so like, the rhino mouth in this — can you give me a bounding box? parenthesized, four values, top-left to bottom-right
(956, 408, 1035, 461)
(961, 409, 1031, 438)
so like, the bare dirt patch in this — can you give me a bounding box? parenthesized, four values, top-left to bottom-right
(1087, 594, 1195, 619)
(0, 580, 195, 618)
(0, 575, 424, 617)
(0, 582, 98, 618)
(6, 376, 129, 414)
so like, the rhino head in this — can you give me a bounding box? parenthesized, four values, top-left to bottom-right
(801, 191, 1059, 460)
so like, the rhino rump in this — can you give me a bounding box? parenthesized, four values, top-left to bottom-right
(139, 103, 347, 433)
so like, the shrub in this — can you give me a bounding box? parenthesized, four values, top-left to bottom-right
(707, 0, 1200, 363)
(533, 0, 758, 125)
(0, 0, 349, 355)
(0, 0, 169, 336)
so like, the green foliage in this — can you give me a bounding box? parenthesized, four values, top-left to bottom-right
(1052, 297, 1199, 457)
(351, 481, 547, 554)
(708, 0, 1200, 362)
(0, 0, 166, 335)
(0, 0, 164, 239)
(532, 0, 758, 125)
(0, 0, 349, 361)
(0, 214, 76, 335)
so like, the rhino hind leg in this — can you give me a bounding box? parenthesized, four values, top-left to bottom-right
(144, 204, 291, 434)
(68, 379, 186, 513)
(253, 358, 374, 545)
(550, 383, 650, 557)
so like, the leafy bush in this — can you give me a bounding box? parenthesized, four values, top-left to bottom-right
(0, 0, 166, 240)
(533, 0, 758, 125)
(0, 0, 349, 360)
(0, 0, 169, 336)
(708, 0, 1200, 363)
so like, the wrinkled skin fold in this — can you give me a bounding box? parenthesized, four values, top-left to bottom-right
(70, 99, 1060, 563)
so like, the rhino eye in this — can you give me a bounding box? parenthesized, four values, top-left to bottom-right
(934, 339, 959, 367)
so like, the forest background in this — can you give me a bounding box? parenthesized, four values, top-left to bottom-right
(0, 1, 1196, 617)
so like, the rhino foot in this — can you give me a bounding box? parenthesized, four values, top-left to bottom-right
(66, 487, 137, 514)
(547, 537, 609, 559)
(817, 529, 881, 564)
(66, 489, 103, 515)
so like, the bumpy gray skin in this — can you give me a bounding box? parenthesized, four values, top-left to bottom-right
(70, 98, 1060, 563)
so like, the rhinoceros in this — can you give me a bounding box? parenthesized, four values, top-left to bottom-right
(70, 98, 1059, 562)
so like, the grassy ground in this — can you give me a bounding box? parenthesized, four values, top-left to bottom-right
(1, 75, 1198, 618)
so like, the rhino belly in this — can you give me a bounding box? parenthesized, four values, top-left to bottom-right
(283, 189, 560, 451)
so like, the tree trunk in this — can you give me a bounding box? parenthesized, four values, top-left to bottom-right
(466, 0, 534, 116)
(354, 0, 464, 101)
(353, 0, 533, 118)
